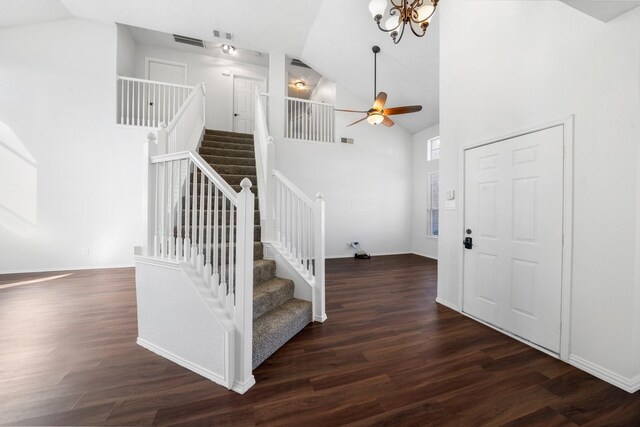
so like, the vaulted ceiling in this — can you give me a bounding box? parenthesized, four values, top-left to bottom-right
(2, 0, 638, 134)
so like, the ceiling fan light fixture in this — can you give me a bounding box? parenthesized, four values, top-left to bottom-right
(367, 113, 385, 125)
(370, 0, 439, 44)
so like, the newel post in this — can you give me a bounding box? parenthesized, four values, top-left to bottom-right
(157, 122, 168, 154)
(314, 193, 327, 322)
(233, 178, 255, 391)
(143, 132, 158, 256)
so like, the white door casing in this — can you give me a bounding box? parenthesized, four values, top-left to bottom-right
(233, 76, 265, 134)
(463, 124, 565, 354)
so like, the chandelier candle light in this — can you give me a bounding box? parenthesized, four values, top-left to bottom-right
(368, 0, 439, 44)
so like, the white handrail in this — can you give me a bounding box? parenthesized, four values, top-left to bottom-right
(272, 170, 314, 207)
(116, 76, 194, 128)
(159, 83, 206, 154)
(118, 75, 195, 90)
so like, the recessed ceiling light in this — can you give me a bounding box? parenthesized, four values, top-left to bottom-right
(222, 44, 236, 55)
(294, 81, 306, 89)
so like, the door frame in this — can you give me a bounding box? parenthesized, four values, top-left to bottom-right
(456, 115, 574, 361)
(145, 57, 188, 84)
(232, 75, 267, 133)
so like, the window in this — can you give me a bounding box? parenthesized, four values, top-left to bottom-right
(428, 136, 440, 161)
(427, 172, 439, 237)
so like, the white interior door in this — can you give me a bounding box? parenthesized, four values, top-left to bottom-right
(146, 58, 187, 85)
(233, 77, 264, 134)
(463, 125, 564, 353)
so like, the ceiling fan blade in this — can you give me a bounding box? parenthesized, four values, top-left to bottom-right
(373, 92, 387, 111)
(347, 116, 368, 127)
(382, 116, 395, 127)
(335, 108, 369, 113)
(383, 105, 423, 115)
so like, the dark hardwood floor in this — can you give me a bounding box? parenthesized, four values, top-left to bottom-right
(1, 255, 639, 426)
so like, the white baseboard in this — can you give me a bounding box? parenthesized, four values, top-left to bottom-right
(411, 252, 438, 261)
(0, 263, 134, 275)
(137, 337, 234, 391)
(569, 354, 640, 393)
(435, 297, 460, 311)
(231, 376, 256, 395)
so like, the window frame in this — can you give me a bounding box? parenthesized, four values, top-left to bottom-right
(428, 136, 440, 161)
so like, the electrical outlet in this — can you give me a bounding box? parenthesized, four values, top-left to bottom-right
(82, 248, 89, 256)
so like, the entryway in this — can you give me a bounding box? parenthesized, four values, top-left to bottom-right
(462, 122, 570, 355)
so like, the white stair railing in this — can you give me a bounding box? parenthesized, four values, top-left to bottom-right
(143, 146, 254, 389)
(117, 76, 194, 127)
(254, 90, 327, 322)
(285, 97, 335, 143)
(159, 83, 206, 154)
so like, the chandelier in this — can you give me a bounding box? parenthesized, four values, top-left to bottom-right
(368, 0, 439, 44)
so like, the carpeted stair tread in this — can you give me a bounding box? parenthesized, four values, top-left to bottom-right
(202, 141, 255, 152)
(212, 165, 256, 176)
(202, 135, 254, 145)
(199, 147, 255, 159)
(200, 155, 256, 167)
(253, 259, 275, 285)
(205, 129, 252, 139)
(179, 225, 261, 242)
(181, 209, 260, 225)
(253, 278, 295, 320)
(252, 299, 312, 369)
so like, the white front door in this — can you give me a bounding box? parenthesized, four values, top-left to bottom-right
(233, 77, 264, 134)
(463, 125, 564, 353)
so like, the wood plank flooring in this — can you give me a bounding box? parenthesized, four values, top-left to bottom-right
(1, 255, 639, 426)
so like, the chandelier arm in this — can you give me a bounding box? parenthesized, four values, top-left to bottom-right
(408, 19, 427, 38)
(392, 20, 406, 44)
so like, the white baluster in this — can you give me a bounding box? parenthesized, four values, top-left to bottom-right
(119, 79, 124, 125)
(212, 187, 220, 298)
(176, 159, 183, 259)
(314, 192, 326, 322)
(198, 168, 205, 271)
(204, 179, 212, 282)
(191, 162, 198, 263)
(183, 159, 191, 261)
(221, 196, 228, 310)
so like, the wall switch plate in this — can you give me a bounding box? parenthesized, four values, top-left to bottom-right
(445, 200, 456, 210)
(446, 189, 456, 200)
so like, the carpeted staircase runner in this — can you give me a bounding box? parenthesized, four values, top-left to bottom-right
(199, 129, 312, 370)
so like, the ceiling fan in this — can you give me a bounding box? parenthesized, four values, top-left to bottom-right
(335, 45, 422, 127)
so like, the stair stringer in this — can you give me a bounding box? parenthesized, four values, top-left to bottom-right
(134, 255, 255, 394)
(263, 242, 325, 323)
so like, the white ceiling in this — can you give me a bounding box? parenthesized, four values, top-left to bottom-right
(58, 0, 322, 58)
(124, 24, 270, 68)
(559, 0, 640, 22)
(301, 0, 440, 133)
(8, 0, 638, 134)
(0, 0, 71, 28)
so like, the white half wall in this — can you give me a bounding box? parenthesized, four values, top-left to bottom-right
(412, 124, 439, 260)
(275, 83, 414, 258)
(0, 18, 148, 274)
(132, 44, 268, 132)
(439, 0, 640, 386)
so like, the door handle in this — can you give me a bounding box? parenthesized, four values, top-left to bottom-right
(463, 237, 473, 250)
(234, 113, 239, 117)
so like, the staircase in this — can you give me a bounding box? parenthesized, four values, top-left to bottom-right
(199, 129, 312, 369)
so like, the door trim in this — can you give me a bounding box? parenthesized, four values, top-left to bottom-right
(145, 57, 188, 84)
(456, 116, 574, 361)
(232, 75, 267, 133)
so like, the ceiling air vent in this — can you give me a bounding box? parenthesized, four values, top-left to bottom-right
(173, 34, 205, 48)
(290, 58, 311, 69)
(213, 30, 233, 40)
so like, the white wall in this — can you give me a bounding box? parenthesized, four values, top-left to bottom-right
(412, 124, 439, 259)
(439, 0, 640, 387)
(275, 83, 414, 258)
(116, 23, 136, 77)
(132, 44, 268, 132)
(0, 18, 148, 273)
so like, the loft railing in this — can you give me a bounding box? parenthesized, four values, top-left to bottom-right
(117, 76, 194, 128)
(254, 90, 327, 322)
(285, 97, 335, 143)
